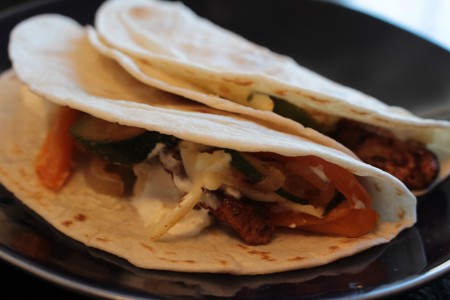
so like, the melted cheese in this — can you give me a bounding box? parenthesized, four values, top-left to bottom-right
(247, 93, 275, 111)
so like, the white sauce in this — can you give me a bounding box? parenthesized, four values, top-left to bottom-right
(131, 159, 211, 239)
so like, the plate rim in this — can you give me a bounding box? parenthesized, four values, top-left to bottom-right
(1, 0, 450, 299)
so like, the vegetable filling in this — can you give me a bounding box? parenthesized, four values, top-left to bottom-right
(36, 108, 379, 245)
(246, 93, 439, 190)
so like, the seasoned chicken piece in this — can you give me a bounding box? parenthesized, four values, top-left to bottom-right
(333, 119, 439, 190)
(202, 192, 274, 245)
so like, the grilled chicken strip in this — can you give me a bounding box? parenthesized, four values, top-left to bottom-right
(202, 192, 274, 245)
(332, 119, 439, 190)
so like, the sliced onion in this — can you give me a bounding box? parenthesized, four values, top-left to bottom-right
(252, 164, 285, 193)
(84, 156, 131, 197)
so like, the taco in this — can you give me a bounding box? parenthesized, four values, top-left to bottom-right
(91, 0, 450, 192)
(1, 14, 415, 274)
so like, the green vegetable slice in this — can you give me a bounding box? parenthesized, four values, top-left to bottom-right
(271, 96, 323, 132)
(247, 93, 323, 132)
(322, 191, 345, 216)
(274, 188, 309, 205)
(225, 149, 309, 205)
(71, 114, 176, 164)
(225, 149, 265, 182)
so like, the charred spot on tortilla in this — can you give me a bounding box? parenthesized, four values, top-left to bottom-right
(222, 78, 253, 86)
(274, 90, 287, 97)
(288, 256, 306, 262)
(74, 213, 87, 221)
(308, 95, 332, 104)
(218, 260, 228, 266)
(140, 242, 155, 252)
(397, 208, 406, 219)
(62, 220, 73, 227)
(130, 6, 151, 19)
(329, 245, 340, 252)
(247, 249, 275, 262)
(95, 237, 111, 243)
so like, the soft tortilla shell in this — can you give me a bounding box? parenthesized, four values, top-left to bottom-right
(94, 0, 450, 189)
(3, 15, 416, 274)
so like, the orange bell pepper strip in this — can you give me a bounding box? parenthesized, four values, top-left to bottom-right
(269, 155, 379, 237)
(294, 155, 373, 208)
(35, 106, 81, 191)
(270, 204, 379, 237)
(299, 208, 379, 237)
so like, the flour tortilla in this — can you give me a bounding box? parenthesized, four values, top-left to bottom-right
(2, 14, 416, 274)
(93, 0, 450, 190)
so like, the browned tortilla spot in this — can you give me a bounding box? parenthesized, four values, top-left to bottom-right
(159, 257, 195, 264)
(288, 256, 306, 261)
(395, 187, 404, 196)
(349, 109, 369, 116)
(186, 107, 216, 114)
(275, 90, 287, 96)
(164, 251, 176, 255)
(373, 117, 394, 124)
(222, 78, 253, 86)
(329, 245, 340, 252)
(96, 237, 111, 243)
(140, 242, 154, 252)
(248, 249, 275, 261)
(397, 208, 405, 219)
(340, 238, 355, 244)
(219, 260, 228, 266)
(218, 85, 230, 96)
(373, 183, 382, 192)
(74, 213, 87, 221)
(62, 220, 73, 227)
(309, 96, 330, 104)
(248, 249, 270, 255)
(130, 6, 151, 18)
(138, 58, 152, 67)
(28, 191, 43, 201)
(236, 244, 248, 250)
(19, 168, 27, 177)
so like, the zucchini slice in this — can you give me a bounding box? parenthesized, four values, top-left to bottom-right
(226, 149, 309, 205)
(71, 114, 176, 164)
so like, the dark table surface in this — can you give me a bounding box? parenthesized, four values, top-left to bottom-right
(1, 0, 450, 299)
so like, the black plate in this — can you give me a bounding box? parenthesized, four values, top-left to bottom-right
(1, 0, 450, 299)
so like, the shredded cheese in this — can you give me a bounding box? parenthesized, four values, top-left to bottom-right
(148, 182, 204, 239)
(148, 141, 231, 239)
(310, 164, 330, 183)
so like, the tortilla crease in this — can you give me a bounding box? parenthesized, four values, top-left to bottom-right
(3, 15, 415, 275)
(93, 0, 450, 191)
